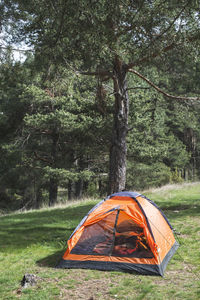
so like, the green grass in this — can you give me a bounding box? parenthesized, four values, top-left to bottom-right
(0, 183, 200, 299)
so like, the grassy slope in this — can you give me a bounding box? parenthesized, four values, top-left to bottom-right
(0, 183, 200, 300)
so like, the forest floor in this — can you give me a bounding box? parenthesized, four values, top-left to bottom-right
(0, 182, 200, 299)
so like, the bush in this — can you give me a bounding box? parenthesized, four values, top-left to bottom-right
(170, 168, 184, 184)
(126, 162, 171, 190)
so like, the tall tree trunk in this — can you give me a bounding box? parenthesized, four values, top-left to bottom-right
(35, 188, 42, 209)
(49, 133, 59, 206)
(75, 179, 83, 199)
(49, 177, 58, 206)
(184, 128, 197, 181)
(68, 180, 73, 200)
(108, 57, 129, 194)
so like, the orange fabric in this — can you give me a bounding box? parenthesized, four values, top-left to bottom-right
(136, 196, 175, 261)
(63, 253, 158, 265)
(63, 194, 176, 265)
(67, 209, 117, 252)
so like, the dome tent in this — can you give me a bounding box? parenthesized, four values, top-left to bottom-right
(56, 191, 179, 276)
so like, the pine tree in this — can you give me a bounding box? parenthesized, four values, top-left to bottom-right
(0, 53, 34, 210)
(20, 68, 112, 205)
(2, 0, 200, 193)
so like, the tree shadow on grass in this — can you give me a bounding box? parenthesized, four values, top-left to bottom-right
(0, 203, 95, 251)
(159, 203, 200, 220)
(36, 251, 142, 276)
(36, 250, 64, 268)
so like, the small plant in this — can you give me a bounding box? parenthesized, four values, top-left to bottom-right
(170, 167, 184, 184)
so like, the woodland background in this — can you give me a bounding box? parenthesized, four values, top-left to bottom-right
(0, 0, 200, 212)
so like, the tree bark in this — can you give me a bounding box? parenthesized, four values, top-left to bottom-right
(49, 177, 58, 206)
(75, 179, 83, 199)
(108, 57, 129, 194)
(34, 186, 42, 209)
(68, 180, 73, 200)
(49, 132, 59, 206)
(184, 128, 197, 181)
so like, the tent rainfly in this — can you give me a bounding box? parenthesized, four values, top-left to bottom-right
(56, 191, 179, 276)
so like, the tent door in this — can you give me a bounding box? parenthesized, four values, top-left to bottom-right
(71, 209, 119, 256)
(112, 210, 154, 258)
(70, 209, 154, 258)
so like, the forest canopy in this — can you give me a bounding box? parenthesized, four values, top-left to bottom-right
(0, 0, 200, 211)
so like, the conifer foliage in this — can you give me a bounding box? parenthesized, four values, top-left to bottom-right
(0, 1, 200, 210)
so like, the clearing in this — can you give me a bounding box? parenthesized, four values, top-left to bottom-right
(0, 182, 199, 299)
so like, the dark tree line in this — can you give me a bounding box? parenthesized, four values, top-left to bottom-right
(0, 0, 200, 211)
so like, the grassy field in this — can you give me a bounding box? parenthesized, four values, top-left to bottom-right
(0, 182, 200, 299)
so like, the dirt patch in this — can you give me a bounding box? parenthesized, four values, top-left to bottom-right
(60, 278, 111, 300)
(59, 270, 117, 300)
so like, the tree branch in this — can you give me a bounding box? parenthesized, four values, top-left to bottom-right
(53, 2, 67, 45)
(126, 87, 150, 91)
(34, 151, 52, 164)
(116, 0, 145, 37)
(126, 32, 200, 69)
(128, 69, 200, 102)
(126, 41, 176, 69)
(141, 1, 190, 54)
(80, 70, 113, 79)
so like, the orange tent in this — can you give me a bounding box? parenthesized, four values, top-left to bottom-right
(56, 191, 179, 276)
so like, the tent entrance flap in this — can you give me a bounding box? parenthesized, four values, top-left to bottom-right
(71, 209, 154, 259)
(71, 210, 118, 256)
(111, 210, 154, 258)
